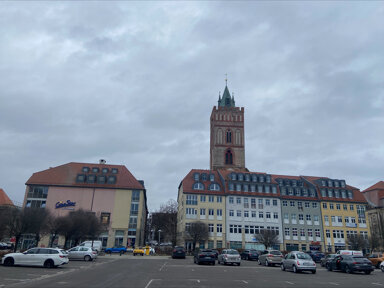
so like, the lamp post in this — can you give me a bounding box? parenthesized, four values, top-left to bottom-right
(158, 229, 162, 245)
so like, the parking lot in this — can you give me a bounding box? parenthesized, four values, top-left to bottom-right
(0, 255, 383, 288)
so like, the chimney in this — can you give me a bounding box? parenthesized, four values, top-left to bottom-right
(99, 159, 106, 164)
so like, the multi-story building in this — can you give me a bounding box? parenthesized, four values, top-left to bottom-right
(275, 175, 324, 252)
(221, 170, 282, 250)
(24, 161, 148, 249)
(304, 176, 369, 253)
(177, 169, 226, 251)
(176, 83, 370, 252)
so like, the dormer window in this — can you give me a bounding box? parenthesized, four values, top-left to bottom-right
(328, 189, 333, 198)
(341, 181, 346, 188)
(102, 168, 109, 174)
(87, 174, 96, 184)
(334, 181, 339, 188)
(209, 183, 220, 191)
(334, 190, 340, 198)
(231, 173, 236, 181)
(245, 174, 250, 181)
(321, 180, 326, 186)
(341, 190, 346, 198)
(238, 174, 243, 181)
(76, 174, 86, 183)
(193, 173, 199, 181)
(328, 180, 333, 187)
(229, 183, 234, 191)
(210, 174, 214, 181)
(193, 182, 204, 190)
(92, 167, 99, 173)
(321, 189, 326, 197)
(98, 176, 106, 184)
(266, 175, 271, 183)
(252, 175, 257, 182)
(82, 167, 90, 173)
(201, 173, 207, 181)
(295, 188, 301, 196)
(348, 191, 353, 199)
(107, 176, 116, 184)
(111, 168, 118, 174)
(259, 176, 264, 183)
(310, 189, 315, 197)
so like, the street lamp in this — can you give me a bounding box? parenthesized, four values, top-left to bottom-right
(158, 229, 162, 245)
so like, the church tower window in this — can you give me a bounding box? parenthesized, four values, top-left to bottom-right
(225, 149, 233, 165)
(226, 130, 232, 143)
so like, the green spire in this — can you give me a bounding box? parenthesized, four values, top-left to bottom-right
(218, 85, 235, 107)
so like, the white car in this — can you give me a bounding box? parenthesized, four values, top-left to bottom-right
(380, 261, 384, 272)
(2, 247, 69, 268)
(218, 249, 241, 266)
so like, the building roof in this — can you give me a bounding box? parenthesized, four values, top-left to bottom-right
(218, 85, 235, 107)
(0, 188, 14, 206)
(181, 169, 225, 195)
(25, 162, 144, 190)
(363, 181, 384, 193)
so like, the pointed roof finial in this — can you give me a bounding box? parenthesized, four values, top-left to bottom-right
(225, 73, 228, 86)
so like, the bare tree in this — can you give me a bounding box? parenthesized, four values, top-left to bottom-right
(23, 208, 51, 246)
(368, 233, 382, 252)
(185, 221, 208, 251)
(151, 199, 178, 246)
(254, 229, 279, 250)
(347, 234, 367, 251)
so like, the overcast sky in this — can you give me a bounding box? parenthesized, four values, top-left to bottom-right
(1, 2, 383, 211)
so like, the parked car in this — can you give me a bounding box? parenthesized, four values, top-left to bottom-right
(105, 246, 127, 254)
(308, 251, 325, 263)
(0, 242, 12, 250)
(133, 247, 144, 256)
(67, 246, 97, 261)
(367, 253, 384, 269)
(1, 247, 69, 268)
(380, 261, 384, 272)
(281, 251, 316, 274)
(258, 250, 284, 266)
(240, 249, 259, 261)
(79, 241, 102, 253)
(328, 255, 374, 274)
(218, 249, 241, 266)
(211, 249, 219, 260)
(320, 254, 337, 268)
(335, 250, 363, 256)
(193, 249, 216, 265)
(172, 246, 186, 259)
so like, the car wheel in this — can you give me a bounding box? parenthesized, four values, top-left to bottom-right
(293, 265, 298, 273)
(365, 270, 371, 275)
(281, 263, 285, 271)
(345, 265, 352, 274)
(381, 266, 384, 272)
(238, 262, 241, 266)
(44, 260, 54, 268)
(265, 260, 269, 267)
(84, 255, 91, 262)
(312, 270, 316, 274)
(4, 257, 14, 267)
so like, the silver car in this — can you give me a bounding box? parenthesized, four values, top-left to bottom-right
(258, 250, 284, 266)
(218, 249, 241, 266)
(67, 246, 97, 261)
(281, 251, 316, 274)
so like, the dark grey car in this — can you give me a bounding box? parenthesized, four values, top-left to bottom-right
(328, 255, 374, 274)
(320, 254, 337, 268)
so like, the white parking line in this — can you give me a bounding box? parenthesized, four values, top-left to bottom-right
(144, 279, 161, 288)
(285, 281, 294, 285)
(159, 262, 167, 271)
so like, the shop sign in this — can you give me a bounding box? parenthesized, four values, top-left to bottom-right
(55, 200, 76, 209)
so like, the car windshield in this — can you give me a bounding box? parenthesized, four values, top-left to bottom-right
(227, 250, 239, 255)
(296, 253, 312, 260)
(270, 251, 281, 255)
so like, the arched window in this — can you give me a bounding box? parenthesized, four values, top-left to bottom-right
(225, 149, 233, 165)
(193, 183, 204, 190)
(226, 130, 232, 143)
(209, 183, 220, 191)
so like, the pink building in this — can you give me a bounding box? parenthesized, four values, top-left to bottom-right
(24, 161, 147, 249)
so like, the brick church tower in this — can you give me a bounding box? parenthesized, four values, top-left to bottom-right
(210, 84, 245, 170)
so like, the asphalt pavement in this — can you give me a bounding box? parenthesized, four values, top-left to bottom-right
(0, 255, 383, 288)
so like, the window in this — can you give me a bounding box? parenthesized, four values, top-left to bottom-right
(111, 168, 118, 174)
(299, 214, 304, 221)
(265, 199, 270, 206)
(201, 173, 207, 181)
(82, 166, 90, 173)
(315, 229, 321, 238)
(259, 212, 264, 218)
(292, 228, 298, 236)
(322, 203, 327, 209)
(251, 198, 256, 208)
(284, 213, 289, 220)
(186, 195, 197, 205)
(193, 183, 204, 190)
(251, 211, 256, 218)
(237, 197, 241, 204)
(290, 201, 295, 207)
(300, 229, 305, 237)
(265, 186, 270, 193)
(258, 185, 263, 193)
(266, 212, 271, 219)
(244, 198, 249, 208)
(225, 149, 233, 164)
(130, 203, 139, 215)
(92, 167, 99, 173)
(329, 203, 334, 210)
(298, 201, 303, 208)
(226, 130, 232, 143)
(285, 228, 290, 236)
(209, 184, 220, 191)
(217, 196, 222, 203)
(244, 211, 249, 218)
(217, 209, 222, 216)
(324, 215, 329, 222)
(128, 216, 137, 228)
(208, 224, 214, 233)
(236, 184, 242, 192)
(312, 202, 318, 208)
(283, 200, 288, 207)
(328, 189, 333, 197)
(237, 210, 241, 217)
(102, 168, 109, 174)
(258, 199, 263, 209)
(333, 230, 344, 239)
(343, 204, 348, 211)
(331, 216, 336, 223)
(245, 174, 250, 181)
(193, 173, 199, 181)
(273, 212, 278, 219)
(200, 208, 206, 215)
(291, 214, 297, 221)
(27, 186, 48, 199)
(305, 202, 310, 208)
(229, 197, 233, 204)
(250, 185, 256, 192)
(186, 208, 197, 215)
(210, 174, 214, 181)
(306, 214, 311, 221)
(76, 174, 86, 183)
(348, 191, 353, 199)
(321, 189, 326, 197)
(132, 190, 140, 202)
(307, 229, 313, 237)
(209, 209, 214, 216)
(217, 224, 222, 233)
(229, 210, 234, 217)
(272, 186, 277, 194)
(209, 196, 214, 202)
(243, 185, 249, 192)
(97, 175, 106, 184)
(350, 204, 354, 211)
(314, 215, 319, 222)
(200, 195, 206, 202)
(87, 174, 96, 184)
(273, 199, 278, 206)
(326, 230, 331, 238)
(336, 204, 341, 210)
